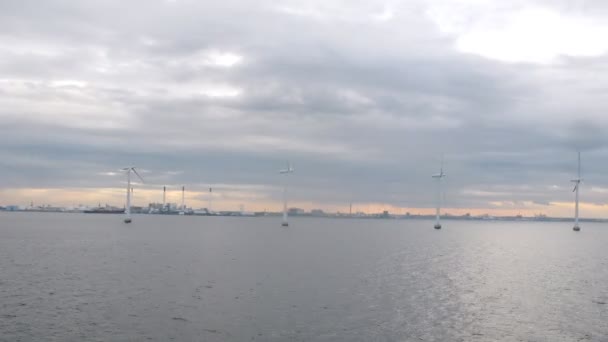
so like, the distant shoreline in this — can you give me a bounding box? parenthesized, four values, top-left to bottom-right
(1, 209, 607, 223)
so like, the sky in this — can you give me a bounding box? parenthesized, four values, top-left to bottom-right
(2, 0, 608, 217)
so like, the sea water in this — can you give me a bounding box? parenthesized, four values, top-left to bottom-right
(1, 212, 607, 341)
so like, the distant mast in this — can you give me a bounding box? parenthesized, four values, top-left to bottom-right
(208, 187, 213, 215)
(162, 186, 166, 208)
(179, 186, 185, 215)
(279, 161, 295, 227)
(572, 152, 582, 231)
(432, 157, 446, 229)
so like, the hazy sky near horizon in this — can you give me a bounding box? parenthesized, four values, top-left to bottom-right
(2, 0, 608, 216)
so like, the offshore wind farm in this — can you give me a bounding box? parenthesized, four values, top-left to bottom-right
(4, 154, 605, 341)
(0, 152, 600, 231)
(3, 0, 608, 340)
(3, 153, 605, 342)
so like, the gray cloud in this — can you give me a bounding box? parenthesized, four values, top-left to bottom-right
(1, 0, 608, 214)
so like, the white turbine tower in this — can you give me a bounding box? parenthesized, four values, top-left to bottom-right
(279, 161, 295, 227)
(432, 159, 446, 230)
(571, 152, 582, 231)
(122, 167, 144, 223)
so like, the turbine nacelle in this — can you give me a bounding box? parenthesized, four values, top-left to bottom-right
(279, 162, 295, 174)
(432, 159, 445, 178)
(432, 169, 446, 178)
(122, 167, 145, 183)
(571, 179, 582, 192)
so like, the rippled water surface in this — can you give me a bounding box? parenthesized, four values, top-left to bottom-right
(1, 212, 607, 341)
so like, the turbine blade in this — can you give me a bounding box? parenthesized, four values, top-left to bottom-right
(132, 168, 145, 183)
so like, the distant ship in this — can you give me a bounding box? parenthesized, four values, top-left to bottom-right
(84, 206, 125, 214)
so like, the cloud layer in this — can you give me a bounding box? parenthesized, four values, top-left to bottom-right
(1, 0, 608, 216)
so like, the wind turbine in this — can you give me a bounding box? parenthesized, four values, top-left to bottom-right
(122, 167, 144, 223)
(279, 161, 295, 227)
(571, 151, 582, 231)
(432, 158, 446, 229)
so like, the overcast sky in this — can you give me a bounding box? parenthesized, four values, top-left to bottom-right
(2, 0, 608, 217)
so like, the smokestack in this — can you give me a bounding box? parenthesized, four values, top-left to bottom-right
(163, 186, 166, 206)
(181, 186, 185, 211)
(208, 187, 212, 214)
